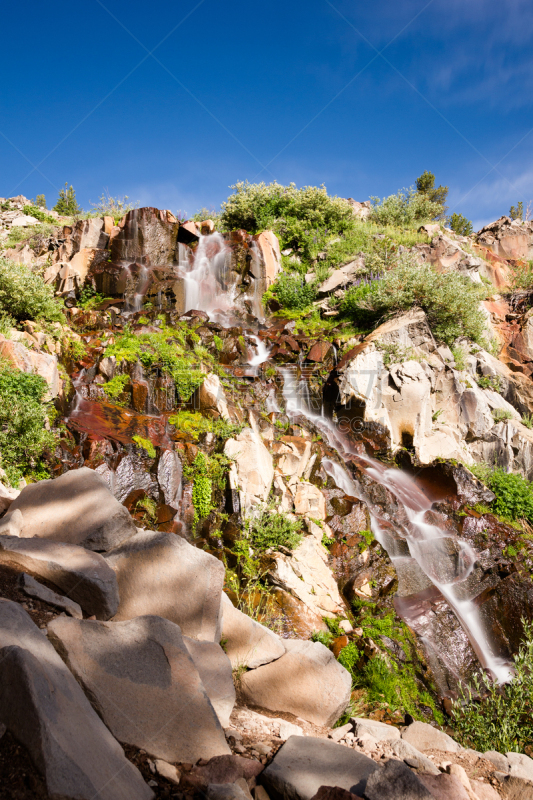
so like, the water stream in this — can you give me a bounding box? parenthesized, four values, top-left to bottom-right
(279, 365, 513, 683)
(183, 232, 237, 318)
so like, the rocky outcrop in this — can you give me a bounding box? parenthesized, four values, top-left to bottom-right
(335, 309, 533, 476)
(0, 599, 152, 800)
(104, 528, 225, 640)
(10, 466, 138, 550)
(0, 334, 59, 398)
(19, 572, 83, 618)
(48, 614, 231, 763)
(477, 216, 533, 262)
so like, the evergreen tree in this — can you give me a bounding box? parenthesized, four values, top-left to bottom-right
(510, 201, 524, 221)
(416, 171, 448, 220)
(35, 194, 46, 209)
(53, 183, 81, 215)
(449, 212, 473, 236)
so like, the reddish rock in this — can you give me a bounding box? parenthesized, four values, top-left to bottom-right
(131, 381, 149, 413)
(332, 635, 349, 658)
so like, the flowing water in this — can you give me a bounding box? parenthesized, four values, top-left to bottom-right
(280, 365, 513, 683)
(248, 335, 271, 367)
(183, 232, 237, 318)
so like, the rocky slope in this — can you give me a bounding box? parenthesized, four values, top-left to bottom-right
(1, 193, 533, 799)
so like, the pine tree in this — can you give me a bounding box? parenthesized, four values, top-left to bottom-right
(35, 194, 46, 209)
(53, 183, 81, 215)
(416, 171, 448, 220)
(510, 201, 524, 221)
(449, 213, 473, 236)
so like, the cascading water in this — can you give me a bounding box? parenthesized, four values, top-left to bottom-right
(279, 364, 513, 684)
(248, 335, 271, 367)
(184, 232, 236, 318)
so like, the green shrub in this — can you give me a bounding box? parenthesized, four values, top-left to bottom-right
(449, 213, 474, 237)
(22, 205, 56, 224)
(341, 257, 486, 345)
(370, 187, 444, 227)
(88, 192, 137, 223)
(477, 375, 503, 392)
(266, 272, 317, 311)
(311, 630, 334, 647)
(53, 183, 81, 215)
(492, 408, 513, 422)
(469, 464, 533, 523)
(220, 181, 353, 238)
(510, 261, 533, 291)
(246, 505, 303, 553)
(452, 620, 533, 753)
(0, 362, 56, 484)
(35, 195, 46, 209)
(337, 641, 361, 674)
(101, 373, 130, 404)
(0, 257, 64, 324)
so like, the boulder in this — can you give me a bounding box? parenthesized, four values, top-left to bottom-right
(0, 481, 17, 515)
(157, 448, 183, 509)
(104, 529, 224, 641)
(351, 717, 400, 743)
(199, 373, 231, 421)
(0, 535, 119, 619)
(111, 207, 179, 265)
(293, 482, 326, 519)
(48, 614, 230, 763)
(418, 772, 471, 800)
(183, 635, 236, 727)
(484, 751, 510, 773)
(389, 739, 440, 775)
(225, 428, 274, 513)
(401, 721, 461, 753)
(207, 784, 251, 800)
(19, 572, 83, 618)
(309, 787, 364, 800)
(221, 592, 286, 669)
(507, 753, 533, 783)
(268, 535, 345, 619)
(0, 508, 23, 536)
(499, 774, 533, 799)
(364, 759, 433, 799)
(260, 736, 378, 800)
(477, 216, 533, 262)
(10, 467, 137, 551)
(70, 217, 110, 252)
(0, 599, 152, 800)
(239, 639, 352, 727)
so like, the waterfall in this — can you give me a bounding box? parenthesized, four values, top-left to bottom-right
(184, 232, 236, 318)
(248, 335, 271, 367)
(280, 365, 513, 684)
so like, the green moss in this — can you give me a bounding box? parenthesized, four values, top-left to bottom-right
(132, 435, 156, 459)
(101, 374, 130, 405)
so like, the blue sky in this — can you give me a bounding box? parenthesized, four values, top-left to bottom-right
(1, 0, 532, 230)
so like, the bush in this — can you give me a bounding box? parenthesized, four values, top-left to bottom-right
(452, 620, 533, 753)
(0, 363, 56, 484)
(370, 188, 444, 227)
(88, 191, 137, 223)
(267, 272, 317, 311)
(53, 183, 81, 215)
(341, 257, 486, 345)
(469, 465, 533, 523)
(510, 201, 524, 221)
(0, 257, 64, 324)
(220, 181, 353, 239)
(35, 195, 46, 209)
(246, 505, 303, 553)
(510, 261, 533, 291)
(450, 213, 474, 236)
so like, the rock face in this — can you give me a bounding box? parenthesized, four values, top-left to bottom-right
(364, 758, 434, 799)
(225, 428, 274, 514)
(48, 614, 230, 763)
(0, 535, 119, 619)
(260, 736, 378, 800)
(335, 309, 533, 477)
(183, 635, 236, 727)
(239, 639, 352, 727)
(110, 206, 180, 266)
(104, 529, 225, 640)
(221, 592, 286, 669)
(10, 467, 137, 551)
(477, 216, 533, 262)
(253, 230, 282, 289)
(0, 599, 152, 800)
